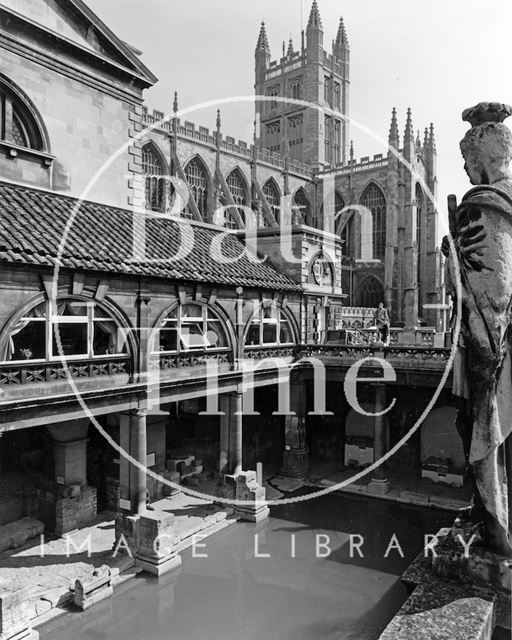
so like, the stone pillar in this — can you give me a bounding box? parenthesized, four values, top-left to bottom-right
(369, 384, 391, 494)
(119, 409, 147, 514)
(219, 391, 243, 475)
(230, 391, 243, 476)
(132, 409, 147, 515)
(281, 376, 309, 478)
(219, 395, 230, 475)
(46, 419, 96, 534)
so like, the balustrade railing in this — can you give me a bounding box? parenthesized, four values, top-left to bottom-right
(0, 355, 131, 387)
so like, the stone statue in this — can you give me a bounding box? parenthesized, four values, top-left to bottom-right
(444, 102, 512, 557)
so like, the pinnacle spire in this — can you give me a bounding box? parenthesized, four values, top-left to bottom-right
(415, 129, 421, 149)
(172, 91, 178, 115)
(307, 0, 323, 29)
(287, 37, 294, 57)
(388, 107, 399, 147)
(429, 122, 436, 150)
(404, 107, 413, 143)
(423, 127, 429, 149)
(256, 21, 269, 52)
(334, 16, 348, 49)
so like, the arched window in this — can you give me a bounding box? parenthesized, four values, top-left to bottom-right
(416, 183, 426, 319)
(155, 303, 229, 353)
(245, 304, 295, 346)
(357, 277, 384, 309)
(293, 187, 310, 224)
(5, 299, 126, 361)
(334, 193, 353, 256)
(360, 183, 386, 260)
(142, 144, 168, 213)
(184, 157, 208, 219)
(262, 179, 281, 222)
(226, 169, 248, 227)
(0, 78, 46, 151)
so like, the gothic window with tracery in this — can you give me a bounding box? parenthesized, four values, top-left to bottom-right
(360, 183, 386, 260)
(262, 179, 280, 222)
(226, 169, 247, 227)
(358, 277, 384, 308)
(142, 145, 167, 212)
(184, 158, 208, 218)
(293, 188, 310, 224)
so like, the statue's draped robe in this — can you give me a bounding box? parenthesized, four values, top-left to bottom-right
(448, 179, 512, 553)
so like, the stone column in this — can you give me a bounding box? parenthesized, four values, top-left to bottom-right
(281, 376, 309, 478)
(132, 409, 147, 515)
(119, 409, 147, 514)
(369, 383, 391, 494)
(218, 391, 243, 476)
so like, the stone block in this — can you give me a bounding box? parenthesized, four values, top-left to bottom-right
(74, 565, 113, 610)
(54, 485, 97, 535)
(0, 518, 44, 554)
(0, 583, 36, 640)
(378, 582, 495, 640)
(161, 471, 180, 497)
(115, 511, 182, 577)
(225, 471, 269, 523)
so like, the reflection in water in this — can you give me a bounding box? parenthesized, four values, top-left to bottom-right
(40, 492, 453, 640)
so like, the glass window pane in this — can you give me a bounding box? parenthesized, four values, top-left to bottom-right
(11, 321, 46, 360)
(262, 324, 278, 344)
(159, 327, 178, 352)
(56, 301, 88, 317)
(245, 325, 260, 346)
(93, 321, 118, 355)
(52, 323, 88, 356)
(279, 321, 293, 344)
(181, 304, 202, 319)
(181, 323, 207, 349)
(206, 321, 228, 348)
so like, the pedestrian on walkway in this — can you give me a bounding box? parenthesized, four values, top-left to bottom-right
(374, 302, 390, 345)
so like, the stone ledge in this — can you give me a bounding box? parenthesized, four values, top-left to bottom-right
(379, 580, 495, 640)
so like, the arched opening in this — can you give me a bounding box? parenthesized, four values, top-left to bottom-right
(184, 156, 209, 219)
(292, 187, 310, 224)
(153, 302, 231, 354)
(356, 276, 384, 308)
(0, 75, 48, 151)
(262, 178, 281, 223)
(142, 142, 169, 213)
(2, 297, 129, 361)
(244, 302, 296, 347)
(360, 183, 386, 260)
(226, 168, 249, 228)
(420, 406, 465, 485)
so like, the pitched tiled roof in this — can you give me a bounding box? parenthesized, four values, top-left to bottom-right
(0, 182, 301, 291)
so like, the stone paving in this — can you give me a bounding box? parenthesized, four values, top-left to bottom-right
(0, 491, 236, 627)
(268, 460, 471, 511)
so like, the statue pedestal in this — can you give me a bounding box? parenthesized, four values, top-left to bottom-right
(386, 524, 511, 639)
(224, 471, 269, 523)
(114, 510, 182, 577)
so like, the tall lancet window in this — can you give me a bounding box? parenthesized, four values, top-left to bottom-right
(360, 183, 386, 260)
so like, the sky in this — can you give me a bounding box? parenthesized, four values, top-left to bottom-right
(88, 0, 512, 235)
